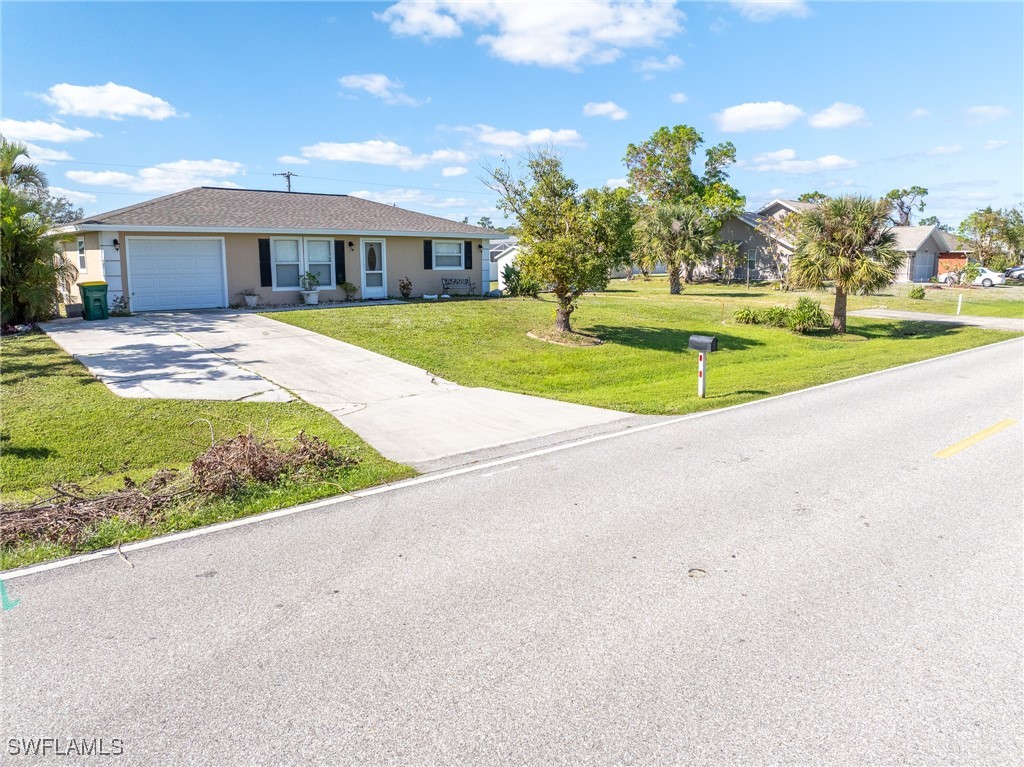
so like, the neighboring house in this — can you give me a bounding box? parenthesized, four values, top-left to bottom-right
(719, 199, 969, 283)
(491, 236, 522, 291)
(58, 187, 501, 311)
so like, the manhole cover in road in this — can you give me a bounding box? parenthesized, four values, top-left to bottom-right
(688, 568, 708, 578)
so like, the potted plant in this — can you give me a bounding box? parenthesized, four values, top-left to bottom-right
(299, 271, 320, 305)
(240, 288, 259, 308)
(398, 276, 413, 299)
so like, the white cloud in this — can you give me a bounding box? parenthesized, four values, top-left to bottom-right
(605, 177, 628, 189)
(350, 188, 471, 209)
(583, 101, 628, 120)
(909, 108, 930, 119)
(0, 119, 97, 143)
(728, 0, 810, 22)
(376, 0, 685, 70)
(964, 105, 1010, 125)
(929, 145, 966, 156)
(669, 92, 688, 104)
(714, 101, 804, 132)
(276, 155, 310, 165)
(747, 148, 857, 173)
(635, 54, 683, 77)
(984, 140, 1009, 151)
(24, 143, 73, 164)
(299, 140, 469, 170)
(808, 102, 867, 129)
(48, 186, 97, 204)
(339, 74, 427, 106)
(39, 82, 177, 120)
(474, 124, 584, 149)
(442, 166, 469, 177)
(66, 159, 245, 194)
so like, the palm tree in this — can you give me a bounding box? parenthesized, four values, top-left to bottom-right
(790, 195, 904, 333)
(634, 203, 718, 294)
(0, 137, 48, 193)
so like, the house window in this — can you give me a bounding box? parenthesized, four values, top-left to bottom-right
(77, 238, 87, 271)
(305, 238, 334, 288)
(271, 237, 335, 290)
(433, 240, 464, 269)
(272, 239, 301, 288)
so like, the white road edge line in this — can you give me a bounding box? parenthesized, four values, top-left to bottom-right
(4, 336, 1021, 581)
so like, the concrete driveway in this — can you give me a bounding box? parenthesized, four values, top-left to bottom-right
(850, 308, 1024, 332)
(42, 311, 628, 467)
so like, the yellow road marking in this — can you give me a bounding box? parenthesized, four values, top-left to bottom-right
(934, 419, 1019, 459)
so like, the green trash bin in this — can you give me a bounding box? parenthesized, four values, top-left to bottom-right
(80, 281, 109, 321)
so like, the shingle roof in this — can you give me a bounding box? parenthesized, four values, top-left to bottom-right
(938, 231, 972, 252)
(889, 225, 940, 251)
(71, 187, 503, 236)
(756, 199, 818, 215)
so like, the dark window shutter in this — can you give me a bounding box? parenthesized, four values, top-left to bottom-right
(464, 240, 473, 271)
(334, 240, 346, 284)
(423, 240, 433, 270)
(258, 239, 272, 287)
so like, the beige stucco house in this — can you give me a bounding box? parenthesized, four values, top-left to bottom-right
(58, 187, 501, 311)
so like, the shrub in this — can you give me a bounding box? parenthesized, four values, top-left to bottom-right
(502, 263, 540, 297)
(758, 306, 792, 327)
(987, 254, 1013, 273)
(786, 297, 832, 333)
(109, 295, 132, 317)
(339, 281, 358, 301)
(908, 285, 926, 300)
(398, 276, 412, 299)
(733, 307, 759, 324)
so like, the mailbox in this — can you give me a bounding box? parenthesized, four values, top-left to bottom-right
(687, 334, 718, 353)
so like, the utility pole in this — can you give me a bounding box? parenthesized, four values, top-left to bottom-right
(274, 171, 297, 192)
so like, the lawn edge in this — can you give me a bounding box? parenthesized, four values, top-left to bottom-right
(4, 335, 1020, 581)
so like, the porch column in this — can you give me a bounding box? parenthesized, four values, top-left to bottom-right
(481, 240, 490, 295)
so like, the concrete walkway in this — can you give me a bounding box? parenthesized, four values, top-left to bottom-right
(850, 308, 1024, 332)
(43, 312, 628, 467)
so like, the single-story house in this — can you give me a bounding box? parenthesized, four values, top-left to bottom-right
(489, 236, 518, 286)
(719, 199, 972, 284)
(58, 186, 502, 311)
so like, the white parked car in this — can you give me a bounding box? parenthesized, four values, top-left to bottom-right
(942, 266, 1006, 288)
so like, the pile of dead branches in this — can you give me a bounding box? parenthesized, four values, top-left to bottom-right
(1, 431, 357, 550)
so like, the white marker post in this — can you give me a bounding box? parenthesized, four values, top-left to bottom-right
(957, 293, 963, 316)
(697, 352, 706, 398)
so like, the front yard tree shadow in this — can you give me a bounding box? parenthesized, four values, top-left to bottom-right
(848, 320, 961, 341)
(588, 324, 764, 353)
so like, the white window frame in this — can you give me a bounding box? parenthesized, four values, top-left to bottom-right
(360, 238, 387, 298)
(432, 239, 465, 270)
(77, 238, 87, 272)
(270, 237, 336, 291)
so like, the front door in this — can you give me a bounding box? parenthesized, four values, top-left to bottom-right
(361, 240, 386, 299)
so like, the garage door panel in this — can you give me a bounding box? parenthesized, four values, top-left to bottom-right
(128, 239, 226, 311)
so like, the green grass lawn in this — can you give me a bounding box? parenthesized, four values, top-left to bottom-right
(268, 278, 1020, 416)
(673, 280, 1024, 318)
(0, 332, 413, 569)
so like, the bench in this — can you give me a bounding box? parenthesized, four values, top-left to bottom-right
(441, 277, 476, 296)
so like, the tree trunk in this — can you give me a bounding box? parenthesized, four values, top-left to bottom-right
(668, 266, 682, 294)
(683, 262, 695, 284)
(832, 288, 848, 333)
(555, 303, 572, 332)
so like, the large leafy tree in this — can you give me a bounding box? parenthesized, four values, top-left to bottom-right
(624, 125, 744, 220)
(1, 187, 76, 324)
(633, 203, 718, 295)
(485, 150, 621, 333)
(624, 125, 743, 288)
(790, 195, 904, 333)
(958, 205, 1024, 266)
(581, 185, 637, 274)
(884, 186, 928, 226)
(0, 137, 48, 193)
(918, 215, 951, 232)
(798, 191, 829, 204)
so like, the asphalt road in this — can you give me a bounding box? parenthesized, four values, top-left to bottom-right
(2, 339, 1022, 766)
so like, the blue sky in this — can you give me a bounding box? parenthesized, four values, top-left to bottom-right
(3, 1, 1021, 227)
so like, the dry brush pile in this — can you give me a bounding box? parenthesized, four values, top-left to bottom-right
(1, 431, 356, 550)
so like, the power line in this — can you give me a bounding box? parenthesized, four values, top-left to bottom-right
(273, 171, 297, 192)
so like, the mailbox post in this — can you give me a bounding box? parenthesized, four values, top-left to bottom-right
(687, 334, 718, 398)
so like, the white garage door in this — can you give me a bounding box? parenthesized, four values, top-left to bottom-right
(127, 238, 226, 311)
